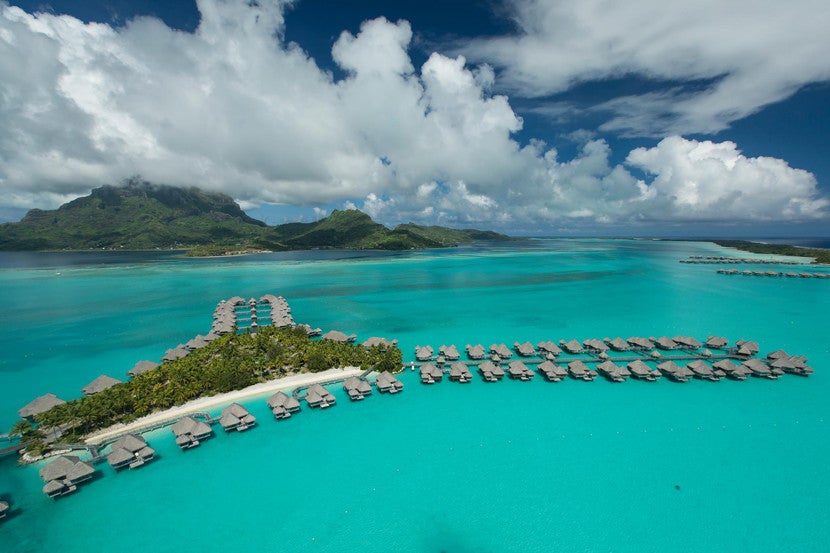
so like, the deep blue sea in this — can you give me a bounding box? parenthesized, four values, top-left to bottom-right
(0, 239, 828, 552)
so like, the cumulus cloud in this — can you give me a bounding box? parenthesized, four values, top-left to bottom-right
(460, 0, 830, 136)
(0, 0, 826, 230)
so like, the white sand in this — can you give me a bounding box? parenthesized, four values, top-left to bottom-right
(84, 367, 364, 445)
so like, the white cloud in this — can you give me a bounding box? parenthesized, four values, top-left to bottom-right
(0, 0, 826, 231)
(460, 0, 830, 136)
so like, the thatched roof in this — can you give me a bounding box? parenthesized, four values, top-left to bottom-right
(112, 433, 147, 453)
(107, 447, 134, 467)
(439, 344, 461, 360)
(466, 344, 486, 359)
(18, 393, 66, 418)
(39, 455, 81, 482)
(561, 339, 583, 354)
(323, 330, 354, 343)
(81, 374, 122, 395)
(162, 346, 190, 362)
(362, 337, 398, 349)
(606, 337, 630, 351)
(171, 416, 199, 437)
(536, 341, 563, 355)
(128, 360, 159, 377)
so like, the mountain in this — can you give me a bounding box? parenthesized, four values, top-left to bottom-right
(0, 180, 512, 253)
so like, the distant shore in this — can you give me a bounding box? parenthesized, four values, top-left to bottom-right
(712, 239, 830, 264)
(83, 367, 364, 445)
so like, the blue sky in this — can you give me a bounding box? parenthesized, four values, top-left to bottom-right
(2, 0, 829, 237)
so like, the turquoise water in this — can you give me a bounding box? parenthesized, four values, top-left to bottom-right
(0, 239, 828, 552)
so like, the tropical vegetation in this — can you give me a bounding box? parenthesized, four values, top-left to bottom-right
(713, 240, 830, 264)
(13, 325, 402, 453)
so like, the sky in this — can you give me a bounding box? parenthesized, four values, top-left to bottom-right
(1, 0, 829, 237)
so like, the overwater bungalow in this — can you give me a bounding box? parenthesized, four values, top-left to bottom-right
(627, 360, 661, 381)
(184, 335, 210, 350)
(537, 360, 567, 382)
(478, 360, 505, 382)
(18, 393, 66, 420)
(81, 374, 122, 395)
(171, 416, 213, 449)
(128, 360, 159, 377)
(296, 324, 322, 336)
(513, 342, 536, 357)
(466, 344, 486, 360)
(322, 330, 357, 343)
(439, 345, 461, 360)
(415, 345, 434, 361)
(537, 341, 563, 356)
(162, 346, 190, 362)
(656, 361, 694, 382)
(375, 371, 404, 393)
(705, 336, 728, 350)
(766, 349, 790, 360)
(686, 360, 720, 381)
(0, 500, 7, 519)
(655, 337, 679, 350)
(490, 343, 513, 359)
(596, 361, 629, 382)
(39, 455, 96, 498)
(266, 391, 301, 419)
(107, 434, 155, 470)
(735, 339, 760, 357)
(768, 355, 813, 376)
(363, 337, 398, 349)
(507, 361, 535, 381)
(305, 383, 337, 408)
(419, 362, 443, 384)
(742, 358, 778, 379)
(219, 403, 257, 431)
(626, 337, 655, 350)
(673, 336, 702, 349)
(605, 337, 630, 351)
(583, 339, 609, 353)
(567, 360, 597, 381)
(560, 339, 584, 354)
(449, 362, 473, 383)
(343, 376, 373, 400)
(712, 359, 750, 380)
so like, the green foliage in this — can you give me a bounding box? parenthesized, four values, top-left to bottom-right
(0, 181, 513, 253)
(23, 326, 402, 448)
(713, 240, 830, 264)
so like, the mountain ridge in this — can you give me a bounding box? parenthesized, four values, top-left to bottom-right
(0, 180, 513, 254)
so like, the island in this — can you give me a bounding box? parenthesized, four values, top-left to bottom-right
(712, 240, 830, 264)
(0, 178, 513, 255)
(11, 324, 402, 456)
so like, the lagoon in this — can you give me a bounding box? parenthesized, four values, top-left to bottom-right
(0, 239, 828, 552)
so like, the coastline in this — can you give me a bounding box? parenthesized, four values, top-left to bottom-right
(83, 366, 364, 445)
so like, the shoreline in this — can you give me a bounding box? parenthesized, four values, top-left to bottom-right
(83, 367, 364, 445)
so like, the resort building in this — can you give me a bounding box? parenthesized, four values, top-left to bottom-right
(304, 383, 337, 408)
(742, 358, 779, 379)
(171, 416, 213, 449)
(490, 343, 513, 359)
(686, 360, 720, 381)
(560, 339, 584, 354)
(626, 337, 655, 350)
(605, 337, 630, 351)
(419, 362, 444, 384)
(107, 434, 155, 470)
(655, 337, 679, 350)
(439, 344, 461, 360)
(627, 360, 661, 381)
(39, 455, 96, 498)
(219, 403, 257, 431)
(705, 336, 729, 350)
(673, 336, 702, 349)
(449, 362, 473, 383)
(465, 344, 486, 360)
(768, 355, 814, 376)
(322, 330, 357, 343)
(656, 361, 694, 382)
(362, 337, 398, 349)
(507, 361, 535, 381)
(415, 345, 434, 361)
(536, 341, 562, 356)
(478, 361, 505, 382)
(18, 393, 66, 420)
(375, 371, 404, 393)
(128, 360, 159, 377)
(596, 361, 629, 382)
(583, 339, 609, 353)
(567, 360, 597, 381)
(735, 340, 760, 357)
(513, 342, 536, 357)
(267, 391, 301, 419)
(537, 360, 567, 382)
(162, 346, 190, 362)
(81, 374, 122, 395)
(712, 359, 751, 380)
(343, 376, 373, 401)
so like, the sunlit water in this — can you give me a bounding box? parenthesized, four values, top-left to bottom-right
(0, 239, 828, 552)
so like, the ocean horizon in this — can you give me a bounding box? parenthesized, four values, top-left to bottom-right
(1, 238, 828, 552)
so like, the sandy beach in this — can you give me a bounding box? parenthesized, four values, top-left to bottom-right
(84, 367, 364, 445)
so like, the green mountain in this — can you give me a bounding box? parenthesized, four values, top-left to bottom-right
(0, 180, 512, 254)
